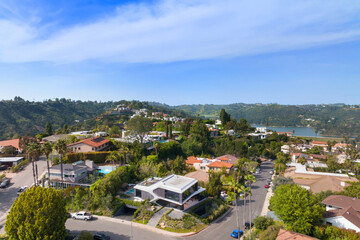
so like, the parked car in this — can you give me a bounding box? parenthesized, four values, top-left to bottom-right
(0, 178, 10, 188)
(264, 184, 270, 188)
(17, 186, 27, 195)
(267, 180, 271, 185)
(0, 165, 8, 170)
(230, 229, 243, 238)
(93, 232, 111, 240)
(71, 211, 92, 221)
(245, 222, 254, 229)
(269, 170, 274, 175)
(267, 177, 272, 181)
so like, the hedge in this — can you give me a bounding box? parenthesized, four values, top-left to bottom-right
(65, 152, 111, 164)
(11, 159, 29, 173)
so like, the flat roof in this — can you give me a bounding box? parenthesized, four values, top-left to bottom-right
(161, 174, 197, 192)
(0, 157, 24, 163)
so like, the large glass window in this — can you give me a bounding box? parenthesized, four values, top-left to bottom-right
(136, 189, 142, 198)
(165, 190, 180, 202)
(182, 183, 199, 200)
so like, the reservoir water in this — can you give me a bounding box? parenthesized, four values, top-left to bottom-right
(251, 124, 322, 137)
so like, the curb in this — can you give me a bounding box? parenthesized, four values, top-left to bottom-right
(95, 215, 190, 237)
(181, 206, 233, 237)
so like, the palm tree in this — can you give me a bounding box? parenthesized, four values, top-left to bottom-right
(42, 142, 53, 187)
(245, 174, 257, 239)
(27, 142, 41, 186)
(225, 175, 241, 239)
(153, 141, 160, 157)
(274, 152, 290, 176)
(54, 139, 68, 188)
(120, 145, 130, 164)
(298, 156, 307, 165)
(239, 184, 249, 235)
(106, 151, 120, 166)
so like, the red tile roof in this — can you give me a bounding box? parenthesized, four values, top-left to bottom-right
(0, 139, 21, 150)
(217, 157, 229, 161)
(276, 229, 319, 240)
(207, 161, 233, 169)
(311, 141, 327, 145)
(67, 137, 110, 148)
(185, 159, 202, 165)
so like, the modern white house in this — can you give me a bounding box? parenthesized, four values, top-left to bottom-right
(322, 195, 360, 232)
(133, 174, 206, 210)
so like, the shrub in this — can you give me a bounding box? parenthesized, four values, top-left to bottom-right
(11, 159, 29, 173)
(258, 225, 282, 240)
(65, 152, 111, 164)
(0, 174, 5, 182)
(312, 225, 360, 240)
(78, 231, 93, 240)
(254, 216, 274, 230)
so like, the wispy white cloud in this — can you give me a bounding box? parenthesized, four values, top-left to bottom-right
(1, 0, 360, 63)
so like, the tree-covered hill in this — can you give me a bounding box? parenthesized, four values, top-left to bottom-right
(0, 97, 112, 140)
(173, 103, 360, 137)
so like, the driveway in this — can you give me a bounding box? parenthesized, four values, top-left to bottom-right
(0, 156, 48, 232)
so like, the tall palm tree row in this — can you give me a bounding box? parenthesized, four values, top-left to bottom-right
(26, 142, 42, 186)
(42, 142, 53, 187)
(54, 139, 68, 188)
(245, 174, 257, 239)
(225, 175, 242, 239)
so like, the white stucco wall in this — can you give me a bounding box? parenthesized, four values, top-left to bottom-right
(325, 216, 360, 233)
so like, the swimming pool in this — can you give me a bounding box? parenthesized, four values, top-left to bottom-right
(98, 166, 116, 175)
(125, 189, 134, 195)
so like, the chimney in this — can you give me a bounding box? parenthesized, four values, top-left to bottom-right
(85, 160, 94, 169)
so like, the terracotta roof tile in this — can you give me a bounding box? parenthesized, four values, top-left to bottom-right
(67, 137, 110, 148)
(276, 229, 319, 240)
(185, 159, 202, 165)
(0, 139, 21, 150)
(207, 161, 233, 169)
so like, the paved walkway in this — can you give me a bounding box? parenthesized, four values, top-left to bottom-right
(147, 207, 170, 227)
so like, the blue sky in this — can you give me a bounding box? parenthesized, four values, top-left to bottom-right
(1, 0, 360, 105)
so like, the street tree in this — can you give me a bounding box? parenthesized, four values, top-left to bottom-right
(225, 175, 241, 239)
(271, 176, 294, 191)
(245, 174, 257, 238)
(54, 139, 68, 187)
(270, 184, 325, 235)
(126, 116, 153, 144)
(42, 142, 53, 187)
(5, 187, 67, 240)
(27, 142, 42, 186)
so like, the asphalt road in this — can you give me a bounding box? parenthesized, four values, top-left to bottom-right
(66, 218, 175, 240)
(66, 161, 274, 240)
(0, 156, 48, 232)
(184, 161, 274, 240)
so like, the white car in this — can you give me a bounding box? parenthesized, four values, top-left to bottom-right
(17, 186, 27, 195)
(71, 211, 92, 221)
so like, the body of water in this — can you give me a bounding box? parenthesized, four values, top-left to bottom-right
(251, 124, 322, 137)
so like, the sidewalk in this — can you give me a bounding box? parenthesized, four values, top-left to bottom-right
(260, 176, 274, 216)
(95, 215, 194, 237)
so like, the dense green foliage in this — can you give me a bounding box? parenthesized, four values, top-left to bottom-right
(313, 225, 360, 240)
(254, 216, 274, 231)
(269, 184, 325, 235)
(271, 176, 294, 191)
(173, 103, 360, 136)
(0, 97, 112, 140)
(5, 187, 67, 240)
(65, 152, 111, 164)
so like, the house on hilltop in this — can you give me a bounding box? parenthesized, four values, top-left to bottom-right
(67, 137, 110, 153)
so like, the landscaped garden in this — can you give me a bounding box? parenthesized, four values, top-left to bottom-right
(157, 209, 206, 233)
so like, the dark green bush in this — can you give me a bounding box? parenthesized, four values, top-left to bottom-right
(254, 216, 274, 230)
